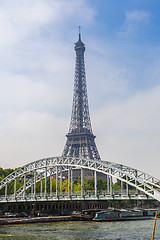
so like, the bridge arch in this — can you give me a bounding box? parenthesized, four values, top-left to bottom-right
(0, 157, 160, 202)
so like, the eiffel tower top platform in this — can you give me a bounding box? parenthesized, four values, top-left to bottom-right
(62, 28, 100, 161)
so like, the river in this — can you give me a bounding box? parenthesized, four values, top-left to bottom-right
(0, 220, 159, 240)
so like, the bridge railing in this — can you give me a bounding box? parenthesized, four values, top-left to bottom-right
(0, 156, 160, 202)
(0, 189, 147, 202)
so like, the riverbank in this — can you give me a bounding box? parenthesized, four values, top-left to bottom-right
(0, 213, 94, 225)
(0, 208, 158, 225)
(0, 215, 74, 225)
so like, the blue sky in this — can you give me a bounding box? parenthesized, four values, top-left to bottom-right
(0, 0, 160, 178)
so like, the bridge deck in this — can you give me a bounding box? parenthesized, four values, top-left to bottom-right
(0, 192, 153, 203)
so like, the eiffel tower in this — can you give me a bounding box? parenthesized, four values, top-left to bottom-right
(62, 28, 100, 161)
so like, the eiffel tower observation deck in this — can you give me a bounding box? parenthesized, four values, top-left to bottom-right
(62, 28, 100, 161)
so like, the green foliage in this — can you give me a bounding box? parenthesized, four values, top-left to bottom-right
(113, 179, 122, 190)
(0, 167, 15, 194)
(0, 167, 14, 180)
(0, 167, 134, 195)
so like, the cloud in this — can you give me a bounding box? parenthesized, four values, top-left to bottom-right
(93, 85, 160, 178)
(0, 0, 96, 48)
(0, 0, 159, 182)
(126, 10, 150, 23)
(0, 0, 96, 115)
(0, 0, 53, 47)
(118, 10, 150, 37)
(0, 0, 96, 169)
(0, 111, 69, 168)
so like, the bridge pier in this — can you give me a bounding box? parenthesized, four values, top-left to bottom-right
(0, 200, 108, 215)
(0, 199, 157, 217)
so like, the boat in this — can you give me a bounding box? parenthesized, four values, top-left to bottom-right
(93, 208, 159, 221)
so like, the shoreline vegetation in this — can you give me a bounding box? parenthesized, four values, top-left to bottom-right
(0, 167, 157, 222)
(0, 167, 143, 194)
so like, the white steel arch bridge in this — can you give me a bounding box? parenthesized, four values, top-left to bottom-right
(0, 156, 160, 203)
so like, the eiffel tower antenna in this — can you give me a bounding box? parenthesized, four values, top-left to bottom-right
(62, 28, 100, 160)
(79, 26, 81, 39)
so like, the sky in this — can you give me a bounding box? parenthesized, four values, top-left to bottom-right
(0, 0, 160, 178)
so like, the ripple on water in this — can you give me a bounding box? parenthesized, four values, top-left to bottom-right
(0, 220, 159, 240)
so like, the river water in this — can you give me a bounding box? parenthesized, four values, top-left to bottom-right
(0, 220, 159, 240)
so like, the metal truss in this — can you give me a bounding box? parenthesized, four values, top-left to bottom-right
(0, 156, 160, 202)
(62, 31, 100, 160)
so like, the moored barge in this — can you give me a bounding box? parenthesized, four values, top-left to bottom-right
(93, 208, 159, 221)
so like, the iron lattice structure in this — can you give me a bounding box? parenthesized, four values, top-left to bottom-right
(62, 31, 100, 160)
(0, 156, 160, 202)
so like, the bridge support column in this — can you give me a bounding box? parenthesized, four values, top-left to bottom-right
(107, 175, 110, 194)
(60, 168, 62, 196)
(34, 169, 36, 199)
(135, 180, 138, 194)
(14, 178, 17, 200)
(81, 168, 84, 197)
(56, 166, 58, 198)
(144, 174, 146, 192)
(45, 167, 47, 199)
(24, 173, 26, 199)
(71, 168, 73, 196)
(68, 167, 71, 198)
(110, 176, 113, 195)
(126, 176, 129, 196)
(94, 170, 97, 197)
(31, 179, 33, 198)
(40, 173, 43, 197)
(50, 168, 52, 196)
(5, 184, 7, 200)
(121, 180, 123, 193)
(135, 171, 138, 194)
(110, 169, 113, 196)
